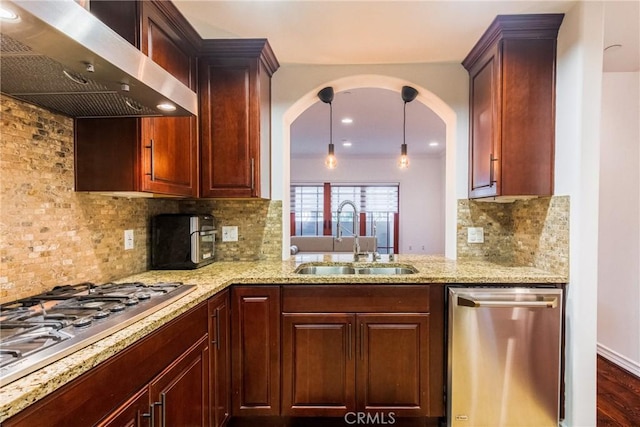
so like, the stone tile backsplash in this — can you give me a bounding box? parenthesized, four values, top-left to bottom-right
(457, 196, 570, 276)
(0, 96, 281, 303)
(179, 199, 283, 262)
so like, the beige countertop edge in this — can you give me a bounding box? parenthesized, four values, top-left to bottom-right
(0, 257, 567, 421)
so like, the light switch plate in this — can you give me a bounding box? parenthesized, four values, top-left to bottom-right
(467, 227, 484, 244)
(222, 226, 238, 242)
(124, 229, 134, 250)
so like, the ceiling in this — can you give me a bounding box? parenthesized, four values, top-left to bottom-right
(290, 87, 446, 158)
(174, 0, 640, 158)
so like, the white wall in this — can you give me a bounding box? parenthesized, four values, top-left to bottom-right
(597, 71, 640, 375)
(555, 2, 604, 426)
(291, 155, 445, 254)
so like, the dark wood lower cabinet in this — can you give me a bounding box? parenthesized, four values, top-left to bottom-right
(3, 302, 209, 427)
(231, 286, 281, 416)
(4, 285, 444, 426)
(97, 388, 152, 427)
(280, 285, 444, 420)
(282, 313, 432, 417)
(210, 290, 231, 427)
(282, 313, 356, 416)
(149, 335, 210, 427)
(358, 314, 430, 416)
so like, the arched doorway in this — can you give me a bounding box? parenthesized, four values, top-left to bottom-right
(281, 74, 457, 259)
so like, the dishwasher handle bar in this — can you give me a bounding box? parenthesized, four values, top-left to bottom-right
(457, 295, 558, 309)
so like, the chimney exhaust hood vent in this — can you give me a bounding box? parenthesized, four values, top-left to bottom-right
(0, 0, 197, 118)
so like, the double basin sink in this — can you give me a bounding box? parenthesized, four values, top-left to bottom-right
(295, 264, 417, 275)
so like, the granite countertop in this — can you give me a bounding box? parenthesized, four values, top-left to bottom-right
(0, 255, 567, 422)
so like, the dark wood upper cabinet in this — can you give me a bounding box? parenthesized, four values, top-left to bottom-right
(199, 39, 280, 198)
(89, 0, 139, 46)
(75, 0, 199, 197)
(463, 14, 564, 200)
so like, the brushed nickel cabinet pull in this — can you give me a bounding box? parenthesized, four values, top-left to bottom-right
(159, 393, 167, 427)
(216, 307, 221, 351)
(141, 404, 155, 427)
(145, 139, 154, 179)
(347, 322, 352, 360)
(360, 323, 364, 361)
(250, 158, 255, 191)
(489, 153, 498, 187)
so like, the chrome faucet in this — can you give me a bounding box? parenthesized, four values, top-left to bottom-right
(336, 200, 363, 260)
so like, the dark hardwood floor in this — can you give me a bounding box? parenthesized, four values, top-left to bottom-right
(597, 355, 640, 426)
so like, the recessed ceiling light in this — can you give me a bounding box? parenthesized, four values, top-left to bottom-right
(429, 142, 439, 147)
(157, 102, 176, 112)
(341, 118, 353, 124)
(343, 141, 352, 147)
(0, 8, 19, 21)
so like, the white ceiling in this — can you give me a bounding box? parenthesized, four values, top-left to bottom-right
(174, 0, 640, 158)
(291, 87, 446, 157)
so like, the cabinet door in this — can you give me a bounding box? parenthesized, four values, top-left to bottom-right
(209, 291, 231, 427)
(96, 388, 151, 427)
(231, 286, 281, 416)
(468, 43, 500, 199)
(282, 313, 356, 416)
(140, 2, 198, 197)
(199, 58, 258, 198)
(500, 38, 556, 197)
(357, 314, 430, 416)
(149, 335, 210, 427)
(89, 0, 138, 47)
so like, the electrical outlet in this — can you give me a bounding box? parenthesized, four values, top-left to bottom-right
(222, 226, 238, 242)
(124, 229, 134, 250)
(467, 227, 484, 244)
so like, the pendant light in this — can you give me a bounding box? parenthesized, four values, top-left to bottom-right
(399, 86, 418, 169)
(318, 87, 336, 169)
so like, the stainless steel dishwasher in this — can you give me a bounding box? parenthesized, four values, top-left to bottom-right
(448, 287, 563, 427)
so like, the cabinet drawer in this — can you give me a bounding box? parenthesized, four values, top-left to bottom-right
(282, 285, 430, 313)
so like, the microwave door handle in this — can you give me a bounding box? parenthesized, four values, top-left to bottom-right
(190, 230, 199, 264)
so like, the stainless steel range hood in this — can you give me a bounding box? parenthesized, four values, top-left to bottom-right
(0, 0, 197, 118)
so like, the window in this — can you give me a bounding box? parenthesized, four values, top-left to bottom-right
(290, 185, 324, 236)
(291, 183, 399, 254)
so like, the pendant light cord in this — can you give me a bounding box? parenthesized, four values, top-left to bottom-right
(330, 102, 333, 145)
(403, 101, 406, 145)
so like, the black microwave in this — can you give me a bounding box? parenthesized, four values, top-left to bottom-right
(151, 214, 216, 269)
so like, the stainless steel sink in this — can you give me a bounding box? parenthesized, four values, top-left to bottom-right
(357, 267, 417, 275)
(295, 266, 357, 275)
(294, 265, 417, 275)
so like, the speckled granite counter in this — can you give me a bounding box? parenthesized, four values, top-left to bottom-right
(0, 255, 566, 422)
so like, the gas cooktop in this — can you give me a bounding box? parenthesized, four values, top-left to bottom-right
(0, 282, 195, 386)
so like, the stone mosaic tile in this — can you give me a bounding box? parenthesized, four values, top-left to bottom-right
(457, 196, 570, 276)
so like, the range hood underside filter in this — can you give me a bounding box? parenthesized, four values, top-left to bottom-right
(0, 43, 158, 117)
(0, 0, 197, 118)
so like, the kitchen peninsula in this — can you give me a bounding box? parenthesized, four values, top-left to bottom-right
(0, 255, 567, 425)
